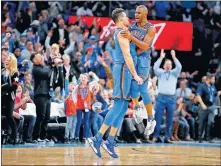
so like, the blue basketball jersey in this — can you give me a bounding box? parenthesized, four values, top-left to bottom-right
(129, 22, 154, 57)
(113, 28, 137, 64)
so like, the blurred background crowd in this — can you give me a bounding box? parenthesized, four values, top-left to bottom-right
(1, 1, 221, 145)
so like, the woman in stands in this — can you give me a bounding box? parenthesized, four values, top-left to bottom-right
(13, 83, 26, 144)
(24, 73, 34, 100)
(91, 82, 108, 136)
(73, 71, 99, 143)
(14, 84, 37, 143)
(1, 55, 19, 144)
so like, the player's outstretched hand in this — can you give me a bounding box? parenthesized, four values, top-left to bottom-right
(134, 75, 143, 85)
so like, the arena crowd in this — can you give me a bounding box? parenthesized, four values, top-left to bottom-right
(1, 1, 220, 145)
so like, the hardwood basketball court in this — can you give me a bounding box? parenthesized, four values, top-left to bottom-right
(2, 141, 220, 165)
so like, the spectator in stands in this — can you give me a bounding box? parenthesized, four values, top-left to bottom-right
(91, 83, 108, 135)
(1, 55, 19, 145)
(154, 1, 170, 20)
(2, 2, 16, 33)
(31, 53, 52, 142)
(95, 51, 112, 81)
(185, 94, 199, 140)
(21, 40, 35, 72)
(97, 56, 114, 90)
(14, 84, 37, 144)
(48, 2, 64, 19)
(49, 44, 64, 96)
(82, 47, 96, 73)
(26, 28, 38, 45)
(123, 106, 142, 143)
(13, 83, 26, 144)
(148, 76, 158, 106)
(34, 43, 43, 54)
(1, 49, 8, 69)
(51, 87, 63, 103)
(176, 79, 192, 99)
(70, 52, 82, 79)
(76, 2, 93, 16)
(64, 73, 77, 144)
(73, 72, 99, 143)
(196, 73, 221, 143)
(14, 47, 29, 82)
(175, 97, 193, 141)
(1, 25, 16, 53)
(152, 50, 182, 143)
(38, 14, 49, 45)
(63, 54, 78, 83)
(124, 102, 154, 144)
(22, 89, 37, 143)
(49, 18, 70, 53)
(24, 73, 34, 100)
(171, 101, 181, 141)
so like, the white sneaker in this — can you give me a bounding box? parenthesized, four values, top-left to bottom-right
(37, 138, 45, 142)
(44, 139, 51, 142)
(144, 119, 156, 136)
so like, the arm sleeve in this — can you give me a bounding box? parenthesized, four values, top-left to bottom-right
(96, 94, 108, 111)
(45, 36, 51, 48)
(32, 66, 52, 79)
(2, 72, 20, 93)
(104, 65, 113, 80)
(171, 59, 182, 78)
(153, 58, 164, 77)
(64, 78, 69, 98)
(196, 84, 203, 96)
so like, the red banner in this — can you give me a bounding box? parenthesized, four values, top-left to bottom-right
(69, 16, 193, 51)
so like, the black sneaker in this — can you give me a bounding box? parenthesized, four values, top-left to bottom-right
(26, 139, 38, 144)
(208, 139, 214, 143)
(70, 138, 75, 143)
(64, 138, 69, 144)
(81, 138, 86, 144)
(75, 138, 80, 144)
(199, 138, 203, 143)
(164, 139, 173, 144)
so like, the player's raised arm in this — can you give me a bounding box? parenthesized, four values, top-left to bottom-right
(121, 26, 156, 51)
(118, 32, 143, 84)
(136, 26, 156, 50)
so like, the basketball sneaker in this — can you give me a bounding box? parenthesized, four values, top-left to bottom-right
(87, 137, 102, 158)
(144, 119, 156, 136)
(101, 139, 118, 158)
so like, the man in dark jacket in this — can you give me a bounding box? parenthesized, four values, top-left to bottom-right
(30, 53, 52, 142)
(50, 18, 70, 54)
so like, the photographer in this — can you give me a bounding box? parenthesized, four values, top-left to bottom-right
(196, 74, 221, 143)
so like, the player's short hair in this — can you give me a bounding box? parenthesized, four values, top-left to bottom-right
(112, 8, 125, 23)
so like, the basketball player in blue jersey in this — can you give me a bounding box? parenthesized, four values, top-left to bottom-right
(87, 8, 143, 158)
(120, 5, 156, 136)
